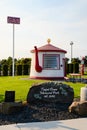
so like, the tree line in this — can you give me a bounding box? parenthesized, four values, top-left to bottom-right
(0, 57, 31, 76)
(65, 56, 87, 74)
(0, 56, 87, 76)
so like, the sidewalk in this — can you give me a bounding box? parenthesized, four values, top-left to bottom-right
(0, 118, 87, 130)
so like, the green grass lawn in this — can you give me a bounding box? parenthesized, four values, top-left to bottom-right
(0, 76, 86, 102)
(0, 76, 46, 102)
(64, 82, 86, 98)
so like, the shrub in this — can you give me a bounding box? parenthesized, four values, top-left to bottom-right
(16, 65, 22, 75)
(22, 64, 29, 75)
(69, 63, 73, 73)
(73, 63, 79, 73)
(2, 64, 8, 76)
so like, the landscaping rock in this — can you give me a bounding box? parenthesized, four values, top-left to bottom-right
(69, 101, 87, 116)
(0, 102, 23, 114)
(27, 82, 74, 110)
(5, 91, 15, 102)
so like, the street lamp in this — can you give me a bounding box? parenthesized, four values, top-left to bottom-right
(70, 41, 74, 63)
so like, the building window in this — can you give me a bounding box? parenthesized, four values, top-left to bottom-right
(43, 54, 60, 69)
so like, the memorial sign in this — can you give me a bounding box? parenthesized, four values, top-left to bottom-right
(27, 82, 74, 106)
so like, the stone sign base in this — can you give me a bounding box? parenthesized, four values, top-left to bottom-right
(29, 101, 72, 111)
(0, 102, 23, 114)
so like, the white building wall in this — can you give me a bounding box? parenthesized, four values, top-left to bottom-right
(30, 51, 65, 78)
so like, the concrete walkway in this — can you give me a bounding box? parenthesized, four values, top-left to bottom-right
(0, 118, 87, 130)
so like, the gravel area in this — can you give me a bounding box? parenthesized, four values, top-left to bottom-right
(0, 101, 85, 126)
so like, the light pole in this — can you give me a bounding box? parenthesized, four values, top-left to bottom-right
(70, 41, 74, 63)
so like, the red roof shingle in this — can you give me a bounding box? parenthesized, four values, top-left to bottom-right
(31, 43, 67, 53)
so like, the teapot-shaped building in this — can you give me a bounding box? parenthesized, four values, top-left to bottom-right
(30, 39, 67, 80)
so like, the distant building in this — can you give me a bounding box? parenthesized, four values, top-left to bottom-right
(30, 39, 67, 80)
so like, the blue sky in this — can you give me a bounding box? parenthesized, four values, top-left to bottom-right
(0, 0, 87, 61)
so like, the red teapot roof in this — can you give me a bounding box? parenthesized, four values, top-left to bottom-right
(31, 43, 67, 53)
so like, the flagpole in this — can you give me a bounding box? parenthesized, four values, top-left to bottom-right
(7, 16, 20, 76)
(12, 24, 15, 77)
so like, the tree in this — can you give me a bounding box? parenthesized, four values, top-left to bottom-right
(65, 57, 69, 63)
(71, 58, 81, 64)
(0, 59, 7, 65)
(83, 56, 87, 66)
(16, 58, 31, 65)
(7, 57, 12, 65)
(0, 57, 31, 76)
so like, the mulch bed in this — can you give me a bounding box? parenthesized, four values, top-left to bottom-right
(0, 99, 85, 126)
